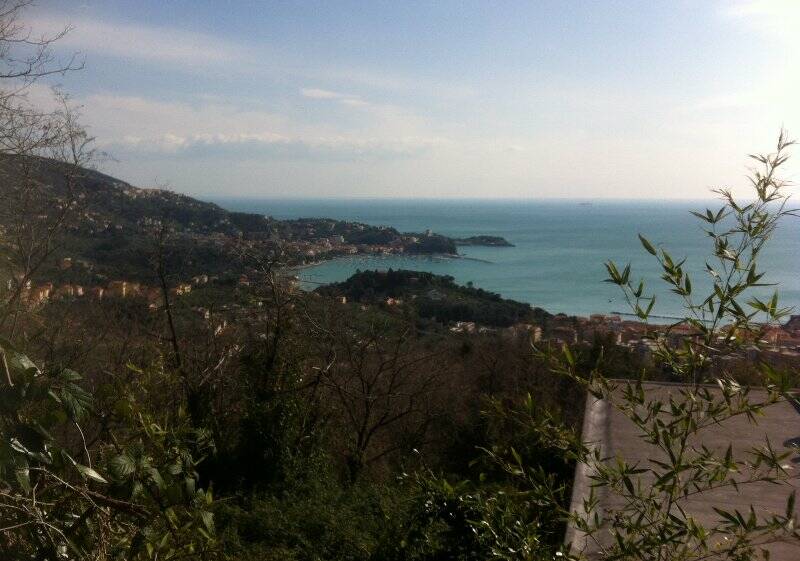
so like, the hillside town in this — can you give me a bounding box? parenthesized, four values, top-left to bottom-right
(11, 253, 800, 371)
(452, 312, 800, 363)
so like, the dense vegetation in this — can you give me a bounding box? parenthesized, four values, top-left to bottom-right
(3, 146, 797, 559)
(0, 155, 504, 285)
(1, 5, 799, 560)
(453, 235, 514, 247)
(317, 269, 550, 327)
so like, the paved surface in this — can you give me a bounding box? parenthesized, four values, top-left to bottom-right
(565, 380, 800, 559)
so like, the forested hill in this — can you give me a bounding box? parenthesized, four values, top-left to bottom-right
(0, 154, 267, 235)
(0, 156, 511, 282)
(316, 269, 551, 328)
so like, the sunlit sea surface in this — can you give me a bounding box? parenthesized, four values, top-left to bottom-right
(210, 198, 800, 319)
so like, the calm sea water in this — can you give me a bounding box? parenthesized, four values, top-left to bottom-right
(210, 198, 800, 319)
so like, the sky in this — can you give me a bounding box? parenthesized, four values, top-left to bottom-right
(21, 0, 800, 199)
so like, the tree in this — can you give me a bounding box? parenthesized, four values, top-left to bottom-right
(0, 1, 92, 335)
(307, 306, 446, 481)
(0, 338, 218, 559)
(397, 132, 800, 561)
(0, 5, 219, 558)
(551, 132, 800, 559)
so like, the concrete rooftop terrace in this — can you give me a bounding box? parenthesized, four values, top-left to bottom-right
(565, 380, 800, 559)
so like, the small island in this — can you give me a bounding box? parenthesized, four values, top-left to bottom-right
(453, 235, 514, 247)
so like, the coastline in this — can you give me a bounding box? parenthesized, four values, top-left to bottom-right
(256, 201, 800, 321)
(285, 250, 470, 274)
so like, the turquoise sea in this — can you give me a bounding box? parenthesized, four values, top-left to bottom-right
(210, 198, 800, 319)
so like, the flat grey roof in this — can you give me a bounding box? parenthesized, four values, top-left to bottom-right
(566, 380, 800, 559)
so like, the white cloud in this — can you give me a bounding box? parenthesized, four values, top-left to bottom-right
(26, 11, 478, 112)
(75, 93, 444, 163)
(725, 0, 800, 47)
(688, 93, 756, 112)
(300, 88, 352, 100)
(109, 133, 436, 162)
(308, 65, 477, 101)
(83, 94, 285, 140)
(721, 0, 800, 145)
(16, 7, 797, 198)
(29, 15, 248, 66)
(300, 87, 371, 108)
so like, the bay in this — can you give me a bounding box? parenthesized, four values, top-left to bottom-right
(209, 198, 800, 319)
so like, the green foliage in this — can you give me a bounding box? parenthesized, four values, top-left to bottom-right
(545, 131, 800, 559)
(405, 234, 458, 255)
(566, 377, 799, 560)
(604, 130, 797, 382)
(318, 269, 549, 327)
(216, 474, 391, 561)
(377, 396, 579, 561)
(0, 339, 219, 560)
(4, 13, 798, 558)
(215, 344, 327, 491)
(393, 470, 560, 561)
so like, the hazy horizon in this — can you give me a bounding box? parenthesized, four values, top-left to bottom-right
(205, 194, 728, 203)
(29, 0, 800, 200)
